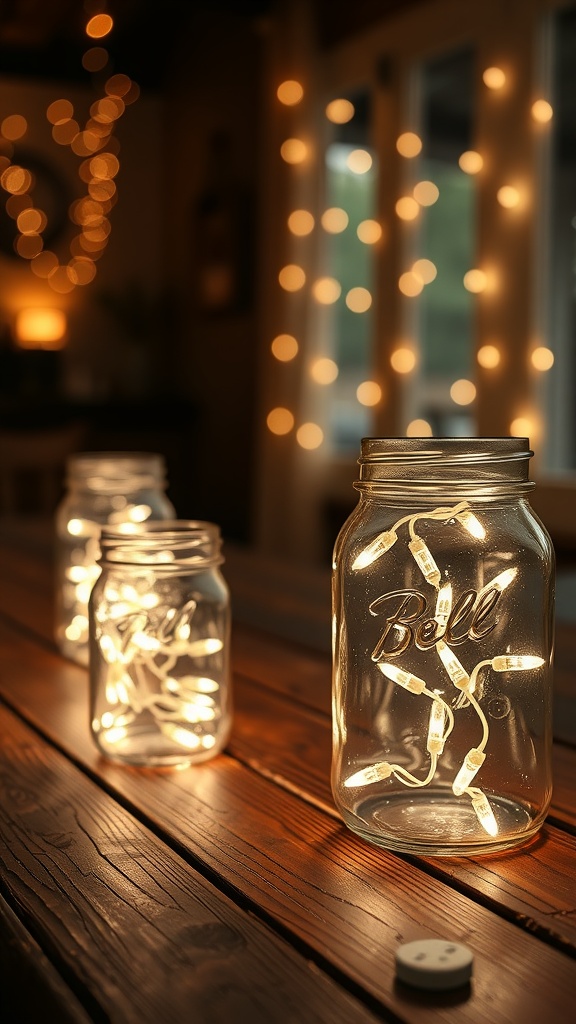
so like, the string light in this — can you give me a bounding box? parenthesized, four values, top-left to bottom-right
(0, 16, 138, 290)
(396, 132, 422, 157)
(531, 99, 553, 123)
(356, 381, 381, 406)
(450, 379, 476, 405)
(348, 498, 545, 836)
(345, 287, 372, 312)
(413, 180, 439, 206)
(267, 407, 294, 435)
(412, 258, 437, 283)
(277, 80, 304, 105)
(391, 347, 416, 373)
(497, 185, 520, 208)
(280, 138, 307, 164)
(406, 419, 432, 437)
(531, 346, 554, 371)
(288, 209, 315, 235)
(271, 334, 299, 361)
(321, 207, 349, 232)
(463, 269, 488, 293)
(312, 277, 341, 304)
(483, 66, 506, 90)
(346, 149, 373, 174)
(477, 344, 501, 369)
(395, 196, 420, 220)
(459, 150, 483, 174)
(356, 219, 382, 244)
(310, 357, 338, 384)
(325, 99, 354, 123)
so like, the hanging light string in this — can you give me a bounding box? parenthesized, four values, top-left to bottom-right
(344, 500, 545, 836)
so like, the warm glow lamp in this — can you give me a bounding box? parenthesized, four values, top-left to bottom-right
(15, 308, 67, 350)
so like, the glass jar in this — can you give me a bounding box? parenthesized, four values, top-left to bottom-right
(55, 452, 176, 666)
(89, 520, 231, 768)
(331, 438, 555, 856)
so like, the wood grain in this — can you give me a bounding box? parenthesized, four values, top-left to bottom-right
(0, 621, 575, 1023)
(0, 705, 382, 1024)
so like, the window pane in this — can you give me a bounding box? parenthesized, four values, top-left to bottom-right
(545, 4, 576, 471)
(409, 47, 476, 437)
(316, 90, 377, 453)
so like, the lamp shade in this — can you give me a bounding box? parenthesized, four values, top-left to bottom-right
(15, 308, 67, 349)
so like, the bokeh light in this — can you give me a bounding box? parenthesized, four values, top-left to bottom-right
(346, 149, 373, 174)
(296, 423, 324, 449)
(325, 99, 354, 123)
(345, 287, 372, 312)
(277, 80, 304, 105)
(280, 138, 307, 164)
(312, 277, 341, 304)
(288, 209, 315, 235)
(310, 358, 339, 384)
(271, 334, 299, 361)
(477, 344, 501, 369)
(356, 381, 381, 406)
(267, 407, 294, 435)
(459, 150, 484, 174)
(407, 419, 433, 437)
(357, 219, 382, 244)
(279, 265, 306, 291)
(483, 66, 506, 90)
(396, 132, 422, 157)
(450, 379, 477, 405)
(391, 347, 416, 373)
(413, 180, 439, 206)
(321, 207, 349, 233)
(531, 346, 554, 371)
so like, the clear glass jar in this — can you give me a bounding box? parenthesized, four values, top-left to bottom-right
(89, 520, 231, 768)
(55, 452, 176, 666)
(331, 438, 555, 856)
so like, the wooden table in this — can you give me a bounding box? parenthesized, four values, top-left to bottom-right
(1, 526, 575, 1023)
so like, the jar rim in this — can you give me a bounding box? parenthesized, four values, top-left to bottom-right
(99, 520, 223, 568)
(357, 437, 534, 490)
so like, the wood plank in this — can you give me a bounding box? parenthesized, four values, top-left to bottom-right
(0, 894, 93, 1024)
(0, 621, 574, 1024)
(0, 704, 382, 1024)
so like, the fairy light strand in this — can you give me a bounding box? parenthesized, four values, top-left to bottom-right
(346, 500, 546, 836)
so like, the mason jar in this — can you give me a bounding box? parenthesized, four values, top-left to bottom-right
(89, 520, 232, 768)
(331, 437, 555, 856)
(55, 452, 176, 666)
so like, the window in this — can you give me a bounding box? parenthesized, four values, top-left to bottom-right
(256, 0, 576, 566)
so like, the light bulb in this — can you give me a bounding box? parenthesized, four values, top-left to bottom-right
(436, 640, 470, 690)
(471, 790, 498, 836)
(492, 655, 544, 671)
(408, 537, 441, 587)
(377, 662, 427, 694)
(455, 508, 486, 539)
(434, 582, 453, 627)
(427, 699, 446, 754)
(352, 530, 397, 570)
(478, 567, 517, 600)
(453, 747, 486, 795)
(344, 761, 393, 787)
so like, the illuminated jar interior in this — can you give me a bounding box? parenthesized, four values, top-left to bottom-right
(89, 520, 231, 768)
(331, 437, 554, 857)
(54, 452, 175, 667)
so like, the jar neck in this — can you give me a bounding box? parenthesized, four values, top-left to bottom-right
(66, 452, 168, 495)
(355, 437, 534, 499)
(99, 521, 223, 569)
